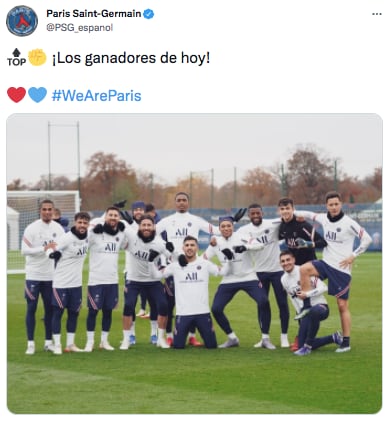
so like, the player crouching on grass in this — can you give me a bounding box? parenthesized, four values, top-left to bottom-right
(148, 235, 229, 349)
(279, 250, 343, 356)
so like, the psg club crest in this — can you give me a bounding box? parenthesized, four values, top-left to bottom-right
(6, 6, 38, 36)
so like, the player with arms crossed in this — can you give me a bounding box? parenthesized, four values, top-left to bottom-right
(297, 191, 372, 352)
(47, 212, 91, 354)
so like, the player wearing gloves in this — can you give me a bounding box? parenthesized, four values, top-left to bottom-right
(280, 251, 343, 356)
(21, 199, 65, 355)
(277, 197, 329, 349)
(156, 191, 246, 347)
(47, 212, 91, 355)
(236, 203, 290, 348)
(149, 236, 228, 349)
(118, 200, 152, 344)
(278, 197, 328, 265)
(84, 206, 128, 352)
(119, 215, 175, 350)
(296, 191, 372, 352)
(204, 216, 272, 349)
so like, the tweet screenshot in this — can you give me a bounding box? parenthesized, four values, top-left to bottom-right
(2, 0, 387, 420)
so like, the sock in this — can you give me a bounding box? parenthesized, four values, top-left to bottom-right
(262, 334, 269, 340)
(66, 332, 75, 346)
(86, 331, 95, 343)
(101, 331, 109, 343)
(158, 328, 166, 340)
(122, 329, 130, 341)
(53, 334, 61, 346)
(166, 332, 173, 339)
(44, 339, 53, 346)
(150, 321, 158, 336)
(129, 321, 136, 336)
(228, 332, 238, 340)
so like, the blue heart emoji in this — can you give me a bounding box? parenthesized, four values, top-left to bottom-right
(28, 87, 47, 103)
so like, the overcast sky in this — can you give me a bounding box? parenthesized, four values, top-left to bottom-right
(6, 113, 382, 188)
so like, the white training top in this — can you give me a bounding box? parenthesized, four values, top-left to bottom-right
(296, 211, 372, 275)
(152, 257, 223, 316)
(204, 232, 263, 284)
(280, 264, 328, 312)
(52, 230, 89, 288)
(235, 219, 282, 273)
(87, 228, 127, 285)
(21, 219, 65, 281)
(124, 229, 172, 282)
(156, 211, 220, 251)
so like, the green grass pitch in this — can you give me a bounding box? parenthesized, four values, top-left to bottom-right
(7, 252, 382, 414)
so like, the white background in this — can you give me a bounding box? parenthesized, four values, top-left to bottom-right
(2, 1, 387, 421)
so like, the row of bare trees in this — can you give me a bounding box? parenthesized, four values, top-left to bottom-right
(8, 146, 382, 210)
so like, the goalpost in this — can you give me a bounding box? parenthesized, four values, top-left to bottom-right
(7, 190, 81, 274)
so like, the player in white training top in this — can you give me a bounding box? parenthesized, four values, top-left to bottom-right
(280, 250, 343, 356)
(150, 235, 228, 348)
(204, 216, 273, 349)
(47, 212, 91, 355)
(236, 203, 290, 348)
(156, 191, 245, 346)
(119, 214, 174, 350)
(22, 199, 65, 355)
(84, 206, 128, 352)
(296, 191, 372, 353)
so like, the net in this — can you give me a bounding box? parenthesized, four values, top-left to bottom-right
(7, 190, 80, 274)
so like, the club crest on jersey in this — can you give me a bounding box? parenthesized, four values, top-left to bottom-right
(337, 227, 342, 232)
(265, 229, 270, 234)
(187, 222, 192, 227)
(53, 233, 57, 237)
(197, 266, 202, 270)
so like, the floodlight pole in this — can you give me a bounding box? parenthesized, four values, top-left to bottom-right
(47, 121, 81, 198)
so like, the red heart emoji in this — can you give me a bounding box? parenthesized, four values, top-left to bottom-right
(7, 87, 26, 103)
